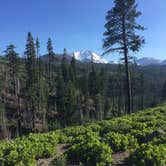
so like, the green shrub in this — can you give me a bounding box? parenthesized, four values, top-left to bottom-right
(133, 115, 156, 123)
(52, 130, 69, 144)
(128, 143, 166, 166)
(103, 132, 138, 152)
(98, 118, 132, 136)
(130, 128, 154, 143)
(0, 104, 166, 166)
(151, 134, 166, 145)
(85, 123, 101, 133)
(131, 122, 147, 130)
(66, 132, 113, 165)
(63, 126, 90, 137)
(0, 132, 59, 166)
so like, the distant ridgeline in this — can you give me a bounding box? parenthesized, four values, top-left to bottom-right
(1, 34, 166, 139)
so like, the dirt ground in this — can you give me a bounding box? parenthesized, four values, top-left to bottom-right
(37, 144, 68, 166)
(112, 151, 130, 166)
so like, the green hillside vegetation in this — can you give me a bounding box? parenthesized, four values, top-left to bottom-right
(0, 105, 165, 166)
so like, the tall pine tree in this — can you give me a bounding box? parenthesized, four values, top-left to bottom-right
(103, 0, 145, 114)
(25, 32, 38, 130)
(61, 48, 69, 83)
(47, 38, 55, 89)
(4, 45, 21, 136)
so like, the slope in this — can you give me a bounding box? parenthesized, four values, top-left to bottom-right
(0, 105, 166, 166)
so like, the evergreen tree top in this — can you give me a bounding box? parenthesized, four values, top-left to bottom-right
(25, 32, 36, 58)
(47, 38, 54, 55)
(5, 44, 18, 60)
(36, 38, 40, 49)
(103, 0, 145, 54)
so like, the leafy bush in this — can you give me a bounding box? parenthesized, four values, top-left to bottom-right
(0, 105, 166, 165)
(130, 128, 154, 143)
(128, 143, 166, 166)
(63, 126, 90, 137)
(131, 122, 147, 130)
(0, 132, 58, 166)
(151, 134, 166, 145)
(52, 130, 69, 144)
(133, 115, 156, 123)
(85, 123, 101, 133)
(103, 132, 138, 152)
(65, 132, 113, 165)
(98, 118, 132, 136)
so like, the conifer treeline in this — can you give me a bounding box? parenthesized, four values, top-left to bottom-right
(0, 32, 165, 138)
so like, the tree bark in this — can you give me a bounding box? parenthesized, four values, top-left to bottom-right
(16, 78, 22, 137)
(122, 17, 132, 114)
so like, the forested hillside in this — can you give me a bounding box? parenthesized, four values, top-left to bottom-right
(1, 36, 166, 139)
(0, 105, 165, 165)
(0, 0, 151, 141)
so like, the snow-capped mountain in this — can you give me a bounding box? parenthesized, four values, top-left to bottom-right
(160, 60, 166, 65)
(136, 57, 161, 66)
(73, 50, 108, 64)
(42, 50, 166, 66)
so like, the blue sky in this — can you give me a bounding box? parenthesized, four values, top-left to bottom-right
(0, 0, 166, 60)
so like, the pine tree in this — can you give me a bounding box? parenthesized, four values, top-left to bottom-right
(94, 93, 103, 120)
(65, 81, 77, 125)
(46, 38, 57, 129)
(103, 0, 145, 114)
(25, 32, 38, 130)
(47, 38, 55, 89)
(35, 37, 41, 109)
(69, 55, 77, 84)
(61, 48, 69, 83)
(0, 102, 8, 138)
(35, 37, 48, 131)
(35, 37, 44, 78)
(25, 32, 37, 88)
(88, 64, 98, 96)
(4, 44, 22, 136)
(47, 38, 54, 55)
(98, 68, 107, 95)
(57, 52, 77, 126)
(139, 73, 144, 110)
(104, 98, 110, 119)
(5, 45, 18, 94)
(56, 70, 66, 126)
(36, 37, 40, 59)
(117, 64, 124, 116)
(77, 90, 84, 125)
(79, 74, 88, 96)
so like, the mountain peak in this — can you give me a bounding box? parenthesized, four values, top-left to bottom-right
(136, 57, 162, 66)
(73, 50, 108, 64)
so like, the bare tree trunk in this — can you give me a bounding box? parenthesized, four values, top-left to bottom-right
(78, 92, 84, 125)
(2, 71, 9, 139)
(140, 74, 144, 110)
(118, 88, 122, 116)
(1, 104, 8, 139)
(122, 17, 132, 114)
(42, 109, 47, 131)
(16, 78, 22, 137)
